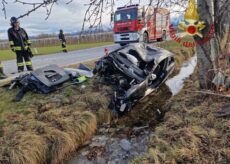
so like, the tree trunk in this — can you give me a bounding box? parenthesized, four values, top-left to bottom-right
(214, 0, 230, 54)
(195, 0, 230, 89)
(195, 0, 217, 88)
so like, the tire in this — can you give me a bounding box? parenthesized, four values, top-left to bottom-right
(157, 31, 167, 42)
(143, 32, 149, 43)
(120, 43, 127, 46)
(156, 38, 161, 42)
(162, 30, 167, 41)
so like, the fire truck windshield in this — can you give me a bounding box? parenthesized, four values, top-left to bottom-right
(114, 9, 137, 22)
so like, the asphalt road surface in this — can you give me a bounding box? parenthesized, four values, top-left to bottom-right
(2, 44, 120, 75)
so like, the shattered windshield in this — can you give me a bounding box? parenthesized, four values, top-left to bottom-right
(114, 8, 137, 22)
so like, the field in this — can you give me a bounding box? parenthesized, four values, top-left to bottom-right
(0, 42, 113, 61)
(0, 41, 199, 164)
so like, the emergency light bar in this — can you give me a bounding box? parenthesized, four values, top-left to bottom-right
(117, 4, 139, 10)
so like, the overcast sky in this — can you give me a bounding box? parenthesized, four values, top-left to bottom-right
(0, 0, 184, 39)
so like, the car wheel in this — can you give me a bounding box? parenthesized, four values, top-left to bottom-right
(162, 30, 167, 41)
(120, 43, 127, 46)
(157, 38, 161, 42)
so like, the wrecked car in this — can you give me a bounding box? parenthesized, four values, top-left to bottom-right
(94, 43, 175, 114)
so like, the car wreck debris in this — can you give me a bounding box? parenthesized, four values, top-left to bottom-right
(10, 64, 92, 101)
(94, 43, 175, 114)
(64, 63, 94, 78)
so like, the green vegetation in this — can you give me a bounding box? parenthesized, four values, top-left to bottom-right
(0, 42, 113, 61)
(0, 40, 195, 163)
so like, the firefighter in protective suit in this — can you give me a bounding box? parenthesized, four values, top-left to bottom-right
(59, 29, 67, 53)
(8, 17, 33, 73)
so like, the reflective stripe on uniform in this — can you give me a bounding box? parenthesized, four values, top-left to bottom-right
(9, 41, 14, 46)
(17, 63, 24, 67)
(12, 46, 29, 51)
(13, 46, 22, 51)
(27, 40, 32, 44)
(25, 61, 32, 66)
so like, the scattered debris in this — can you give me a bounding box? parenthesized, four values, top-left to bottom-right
(9, 64, 93, 101)
(65, 63, 94, 78)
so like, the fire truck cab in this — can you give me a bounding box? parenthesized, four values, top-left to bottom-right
(113, 4, 170, 46)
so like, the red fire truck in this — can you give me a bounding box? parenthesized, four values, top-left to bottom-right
(113, 4, 170, 46)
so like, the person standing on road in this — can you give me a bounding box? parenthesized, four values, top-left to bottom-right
(59, 29, 68, 53)
(0, 61, 7, 79)
(8, 17, 33, 73)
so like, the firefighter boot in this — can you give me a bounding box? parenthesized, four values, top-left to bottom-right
(25, 60, 33, 71)
(24, 51, 34, 71)
(62, 43, 68, 53)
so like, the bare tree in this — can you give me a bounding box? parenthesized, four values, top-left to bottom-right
(195, 0, 230, 88)
(2, 0, 58, 20)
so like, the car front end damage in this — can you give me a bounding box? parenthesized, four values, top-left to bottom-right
(94, 43, 175, 114)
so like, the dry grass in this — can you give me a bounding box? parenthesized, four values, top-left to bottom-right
(0, 108, 98, 164)
(0, 41, 194, 164)
(132, 72, 230, 163)
(0, 74, 110, 164)
(1, 132, 47, 164)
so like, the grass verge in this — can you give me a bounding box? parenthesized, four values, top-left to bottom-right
(0, 77, 112, 163)
(0, 40, 194, 163)
(0, 42, 113, 61)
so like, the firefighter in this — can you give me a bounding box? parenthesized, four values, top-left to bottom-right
(0, 61, 7, 79)
(59, 29, 67, 53)
(8, 17, 33, 73)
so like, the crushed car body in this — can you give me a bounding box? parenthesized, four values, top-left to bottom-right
(94, 43, 175, 114)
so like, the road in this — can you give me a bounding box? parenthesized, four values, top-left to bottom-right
(2, 32, 175, 76)
(2, 44, 120, 75)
